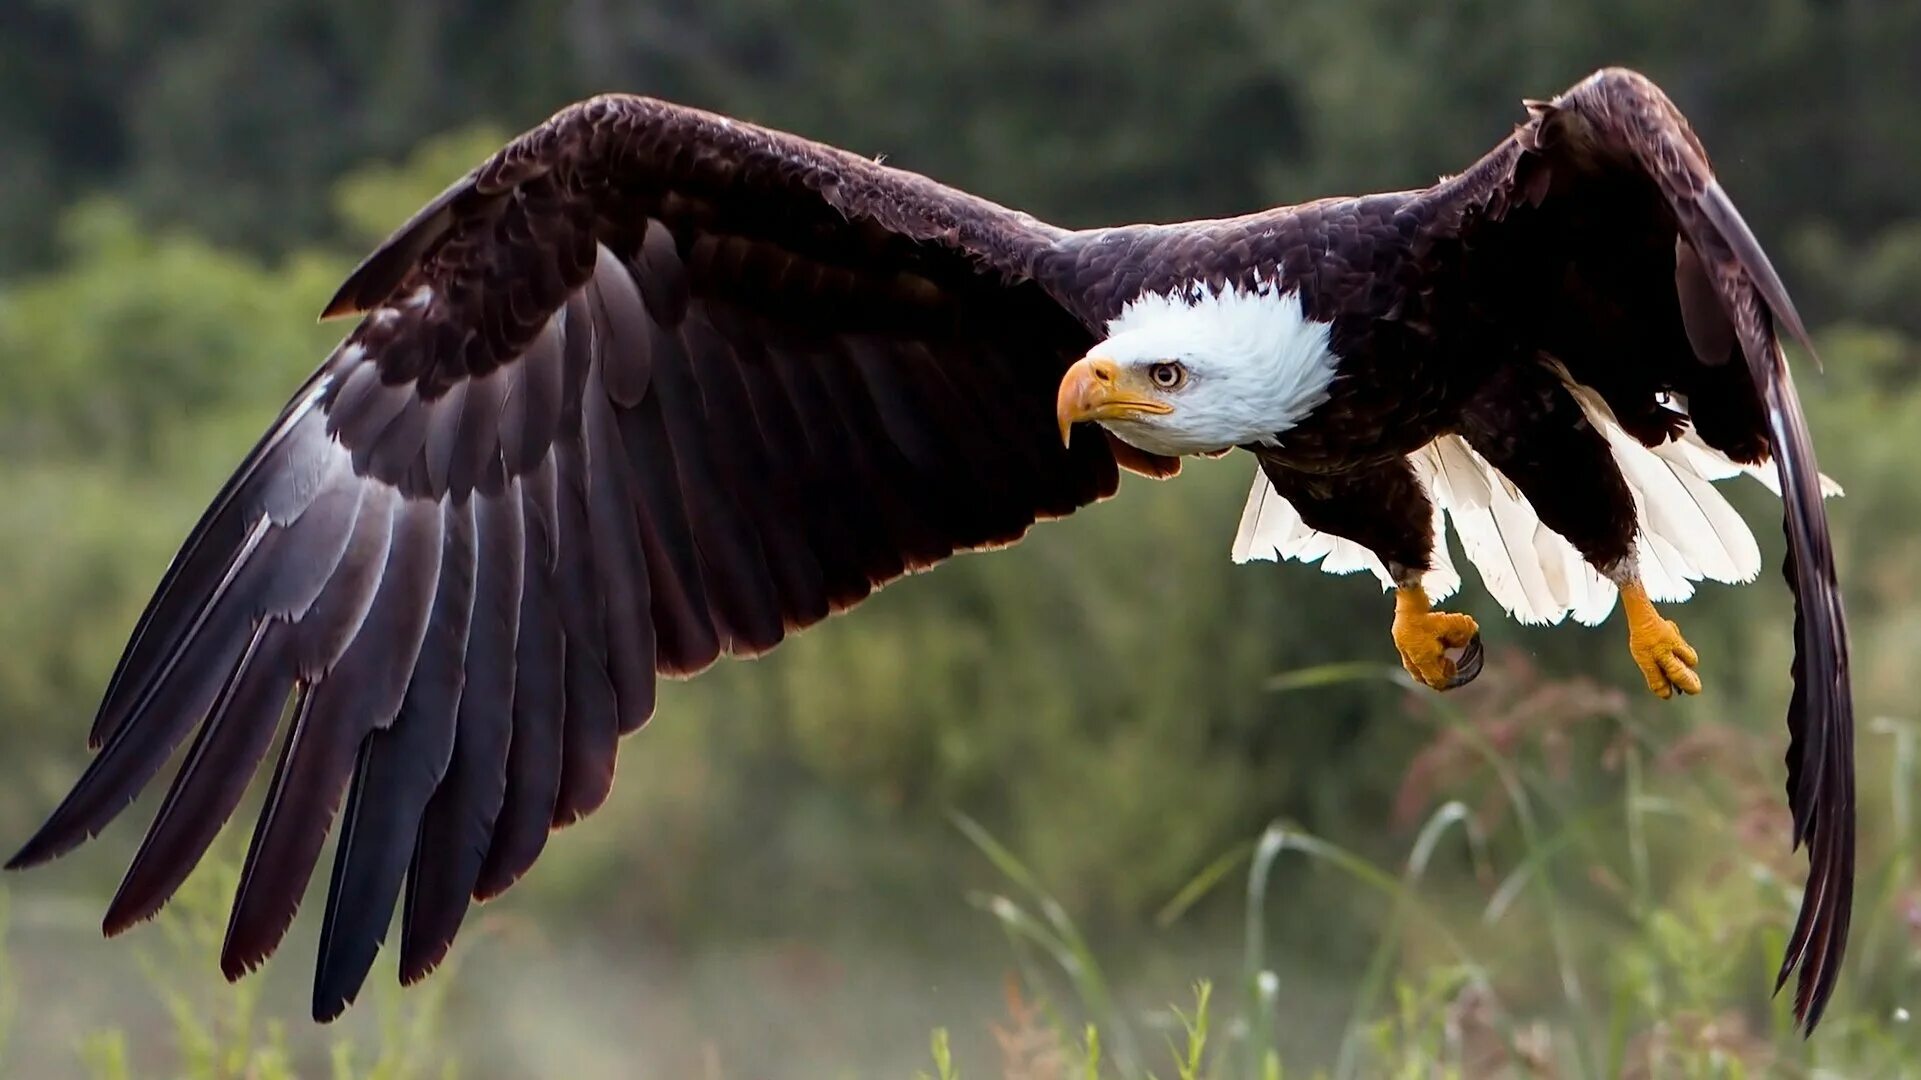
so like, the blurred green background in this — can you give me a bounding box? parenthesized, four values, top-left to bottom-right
(2, 2, 1920, 1077)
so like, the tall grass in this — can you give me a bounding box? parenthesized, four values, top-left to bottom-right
(0, 858, 459, 1079)
(938, 660, 1921, 1078)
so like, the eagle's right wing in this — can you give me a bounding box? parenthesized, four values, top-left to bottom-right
(9, 95, 1169, 1020)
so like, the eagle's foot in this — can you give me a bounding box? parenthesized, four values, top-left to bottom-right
(1622, 581, 1701, 699)
(1392, 586, 1482, 691)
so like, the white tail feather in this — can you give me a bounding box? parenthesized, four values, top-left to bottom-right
(1561, 380, 1762, 585)
(1671, 424, 1844, 498)
(1230, 370, 1842, 626)
(1231, 468, 1461, 600)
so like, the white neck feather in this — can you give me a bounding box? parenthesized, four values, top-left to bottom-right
(1094, 277, 1339, 456)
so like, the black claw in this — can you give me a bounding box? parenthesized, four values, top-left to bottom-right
(1441, 632, 1484, 690)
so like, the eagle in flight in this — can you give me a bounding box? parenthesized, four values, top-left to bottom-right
(10, 69, 1852, 1029)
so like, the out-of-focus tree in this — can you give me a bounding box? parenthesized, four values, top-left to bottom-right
(5, 1, 1919, 316)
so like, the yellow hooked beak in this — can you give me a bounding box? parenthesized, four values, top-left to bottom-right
(1055, 356, 1173, 447)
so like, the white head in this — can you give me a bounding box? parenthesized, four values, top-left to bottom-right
(1056, 278, 1339, 457)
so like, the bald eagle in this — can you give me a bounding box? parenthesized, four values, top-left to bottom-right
(9, 68, 1851, 1029)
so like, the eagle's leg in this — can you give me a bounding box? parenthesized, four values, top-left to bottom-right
(1617, 576, 1702, 698)
(1462, 366, 1702, 698)
(1390, 579, 1482, 691)
(1257, 456, 1481, 691)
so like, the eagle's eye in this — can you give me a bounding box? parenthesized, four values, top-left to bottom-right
(1148, 361, 1187, 390)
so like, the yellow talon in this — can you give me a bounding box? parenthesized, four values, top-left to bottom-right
(1391, 586, 1481, 691)
(1621, 581, 1701, 699)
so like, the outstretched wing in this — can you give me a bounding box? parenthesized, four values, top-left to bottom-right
(7, 95, 1171, 1019)
(1420, 68, 1852, 1030)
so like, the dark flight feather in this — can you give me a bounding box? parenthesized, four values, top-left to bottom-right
(312, 497, 478, 1020)
(548, 431, 621, 825)
(400, 485, 524, 984)
(103, 621, 290, 935)
(224, 493, 443, 979)
(472, 462, 568, 899)
(578, 358, 657, 733)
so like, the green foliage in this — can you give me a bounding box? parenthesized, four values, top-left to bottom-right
(0, 888, 13, 1065)
(1161, 981, 1212, 1080)
(330, 126, 514, 247)
(0, 199, 342, 464)
(918, 1027, 961, 1080)
(0, 861, 452, 1079)
(931, 664, 1921, 1077)
(5, 0, 1920, 297)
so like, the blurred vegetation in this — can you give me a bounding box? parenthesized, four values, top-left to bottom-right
(1, 1, 1919, 1076)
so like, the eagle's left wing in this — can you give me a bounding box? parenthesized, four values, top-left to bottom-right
(1414, 68, 1852, 1031)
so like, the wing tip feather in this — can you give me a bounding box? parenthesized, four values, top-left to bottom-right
(102, 887, 162, 939)
(7, 813, 105, 872)
(312, 956, 369, 1023)
(398, 948, 450, 987)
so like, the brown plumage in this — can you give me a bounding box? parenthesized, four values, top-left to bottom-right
(9, 68, 1849, 1030)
